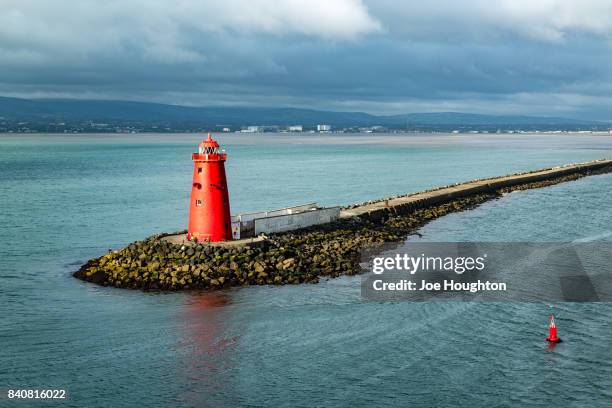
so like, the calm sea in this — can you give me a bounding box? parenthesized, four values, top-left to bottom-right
(1, 133, 612, 407)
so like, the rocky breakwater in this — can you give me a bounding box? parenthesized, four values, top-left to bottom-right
(74, 159, 612, 291)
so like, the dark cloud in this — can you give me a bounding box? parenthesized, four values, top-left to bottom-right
(1, 0, 612, 120)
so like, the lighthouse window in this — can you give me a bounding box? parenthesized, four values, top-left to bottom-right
(198, 167, 203, 174)
(195, 199, 202, 207)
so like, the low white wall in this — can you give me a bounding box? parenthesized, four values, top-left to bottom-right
(254, 207, 340, 235)
(267, 203, 317, 217)
(238, 211, 268, 223)
(237, 203, 318, 222)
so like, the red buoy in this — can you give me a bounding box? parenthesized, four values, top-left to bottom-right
(187, 134, 232, 242)
(546, 314, 562, 343)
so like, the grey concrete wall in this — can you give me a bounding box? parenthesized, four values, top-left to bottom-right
(233, 203, 321, 237)
(254, 207, 341, 235)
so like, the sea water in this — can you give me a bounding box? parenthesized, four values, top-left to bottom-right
(1, 133, 611, 407)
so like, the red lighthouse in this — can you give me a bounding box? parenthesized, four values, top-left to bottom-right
(187, 133, 232, 242)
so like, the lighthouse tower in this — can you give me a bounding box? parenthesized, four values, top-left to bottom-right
(187, 134, 232, 242)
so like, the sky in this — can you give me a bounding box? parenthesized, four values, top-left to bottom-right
(2, 0, 612, 119)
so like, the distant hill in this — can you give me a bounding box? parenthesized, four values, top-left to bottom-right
(0, 96, 605, 129)
(0, 96, 378, 126)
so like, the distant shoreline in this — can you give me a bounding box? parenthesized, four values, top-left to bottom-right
(2, 95, 610, 134)
(3, 130, 612, 135)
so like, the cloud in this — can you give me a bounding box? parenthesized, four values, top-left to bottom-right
(367, 0, 612, 43)
(189, 0, 382, 39)
(0, 0, 380, 66)
(1, 1, 612, 120)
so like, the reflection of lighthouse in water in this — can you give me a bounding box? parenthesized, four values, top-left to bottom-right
(187, 134, 232, 242)
(178, 292, 239, 407)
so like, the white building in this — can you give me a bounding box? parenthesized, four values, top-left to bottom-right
(241, 126, 261, 133)
(288, 125, 303, 132)
(317, 124, 331, 132)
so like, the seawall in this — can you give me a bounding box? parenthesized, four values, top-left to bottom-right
(74, 158, 612, 291)
(341, 158, 612, 221)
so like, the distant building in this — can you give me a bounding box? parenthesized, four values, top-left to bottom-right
(222, 127, 231, 132)
(288, 125, 303, 132)
(317, 124, 331, 132)
(241, 126, 261, 133)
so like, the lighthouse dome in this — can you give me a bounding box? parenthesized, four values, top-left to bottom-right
(198, 133, 221, 154)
